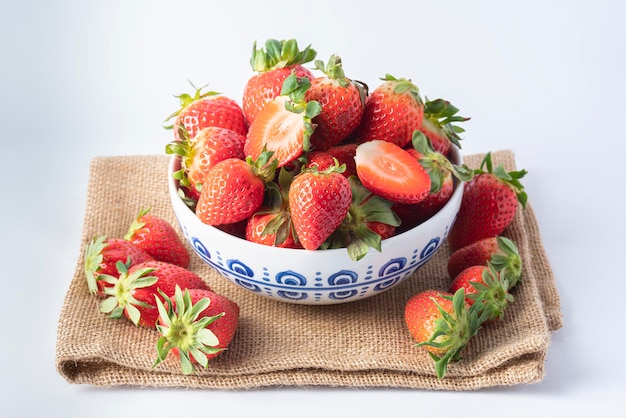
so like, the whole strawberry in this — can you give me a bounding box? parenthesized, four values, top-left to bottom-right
(153, 286, 239, 375)
(166, 125, 246, 203)
(305, 54, 367, 150)
(164, 83, 248, 140)
(356, 74, 424, 148)
(124, 208, 190, 268)
(98, 260, 211, 327)
(288, 164, 352, 251)
(83, 236, 153, 296)
(322, 176, 400, 261)
(242, 38, 316, 125)
(392, 131, 473, 230)
(419, 98, 469, 156)
(195, 152, 276, 226)
(245, 168, 301, 249)
(447, 152, 527, 251)
(448, 263, 514, 323)
(447, 236, 523, 288)
(404, 288, 481, 379)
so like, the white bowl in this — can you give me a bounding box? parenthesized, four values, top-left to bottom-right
(168, 147, 463, 305)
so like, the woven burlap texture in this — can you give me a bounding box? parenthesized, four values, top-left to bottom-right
(55, 150, 562, 391)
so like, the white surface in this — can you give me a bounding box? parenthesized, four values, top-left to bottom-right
(1, 1, 624, 417)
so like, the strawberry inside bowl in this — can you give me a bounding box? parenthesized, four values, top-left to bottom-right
(167, 145, 464, 305)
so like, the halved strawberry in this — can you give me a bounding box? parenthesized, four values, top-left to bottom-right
(354, 140, 431, 204)
(242, 39, 316, 125)
(244, 73, 321, 167)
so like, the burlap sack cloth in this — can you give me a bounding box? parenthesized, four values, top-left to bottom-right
(55, 149, 563, 391)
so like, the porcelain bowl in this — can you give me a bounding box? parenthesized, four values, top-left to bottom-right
(168, 147, 463, 305)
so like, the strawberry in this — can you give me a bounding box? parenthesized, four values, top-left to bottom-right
(354, 139, 431, 204)
(244, 73, 322, 167)
(448, 263, 514, 323)
(322, 176, 400, 261)
(304, 54, 367, 150)
(246, 211, 301, 249)
(393, 131, 473, 230)
(195, 152, 276, 226)
(83, 236, 154, 297)
(242, 39, 316, 125)
(305, 151, 337, 172)
(124, 208, 190, 268)
(447, 152, 528, 251)
(288, 164, 352, 251)
(447, 236, 523, 288)
(164, 82, 247, 140)
(404, 289, 481, 379)
(166, 126, 246, 203)
(98, 260, 210, 327)
(419, 98, 469, 156)
(356, 74, 424, 148)
(245, 168, 301, 248)
(153, 286, 239, 374)
(325, 143, 358, 177)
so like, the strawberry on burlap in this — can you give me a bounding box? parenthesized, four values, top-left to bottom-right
(55, 150, 562, 391)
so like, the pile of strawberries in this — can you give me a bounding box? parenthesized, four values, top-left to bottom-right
(161, 38, 530, 378)
(84, 208, 239, 375)
(404, 151, 528, 378)
(84, 38, 530, 378)
(165, 39, 475, 261)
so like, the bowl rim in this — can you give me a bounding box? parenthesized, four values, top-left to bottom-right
(168, 145, 463, 260)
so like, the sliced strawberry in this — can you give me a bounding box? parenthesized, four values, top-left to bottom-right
(245, 96, 307, 166)
(245, 74, 321, 167)
(242, 39, 316, 125)
(354, 140, 431, 204)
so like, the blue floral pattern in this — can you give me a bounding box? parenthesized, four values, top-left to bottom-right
(186, 234, 444, 303)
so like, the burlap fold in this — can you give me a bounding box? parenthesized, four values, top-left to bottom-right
(55, 150, 562, 391)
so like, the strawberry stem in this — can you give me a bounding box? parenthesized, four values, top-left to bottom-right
(416, 288, 482, 379)
(153, 286, 225, 375)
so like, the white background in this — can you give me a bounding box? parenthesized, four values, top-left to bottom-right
(1, 1, 624, 417)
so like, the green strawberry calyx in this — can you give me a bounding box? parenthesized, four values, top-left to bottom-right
(322, 175, 401, 261)
(468, 263, 515, 323)
(490, 236, 523, 289)
(98, 260, 158, 326)
(163, 81, 221, 128)
(84, 235, 108, 294)
(250, 38, 317, 73)
(416, 288, 482, 379)
(423, 98, 470, 149)
(153, 286, 225, 375)
(123, 207, 151, 241)
(251, 168, 298, 247)
(280, 72, 322, 152)
(314, 54, 369, 106)
(411, 130, 474, 193)
(476, 152, 528, 208)
(382, 73, 424, 106)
